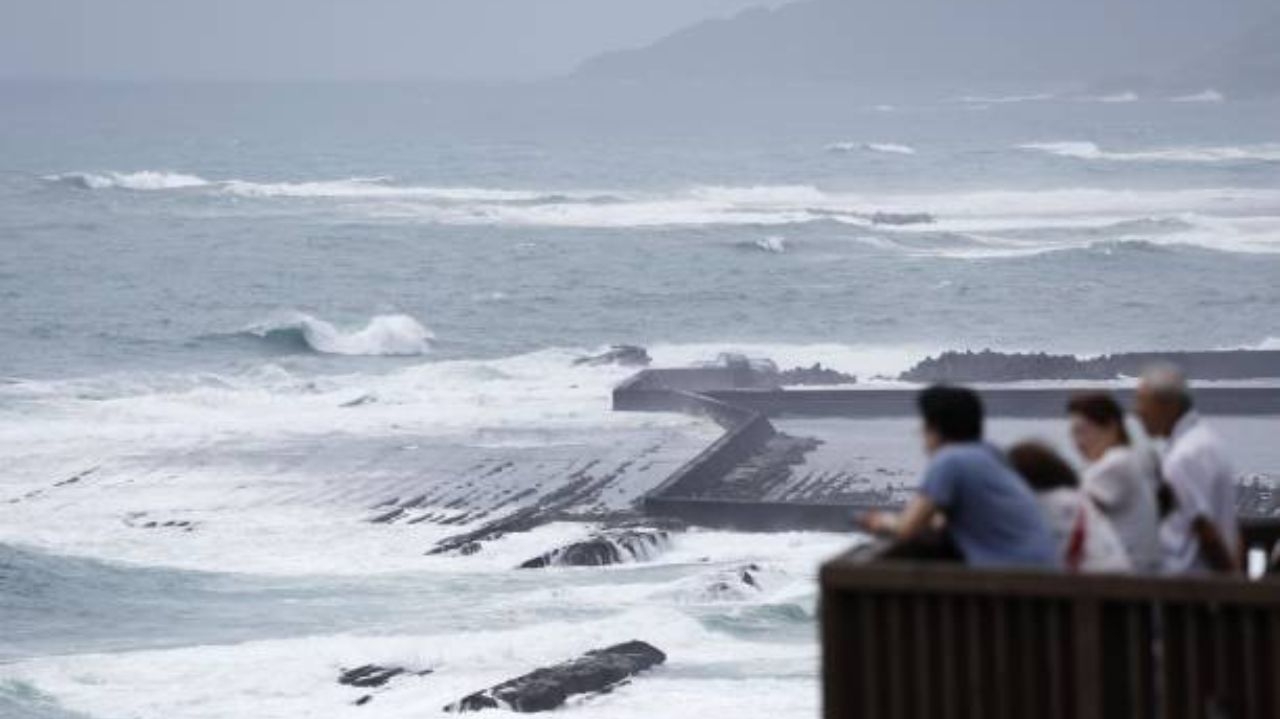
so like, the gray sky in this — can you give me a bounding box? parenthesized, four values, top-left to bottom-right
(0, 0, 793, 82)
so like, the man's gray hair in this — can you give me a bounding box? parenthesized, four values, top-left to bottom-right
(1141, 362, 1192, 408)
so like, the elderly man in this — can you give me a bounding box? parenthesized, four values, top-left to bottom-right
(1134, 364, 1240, 574)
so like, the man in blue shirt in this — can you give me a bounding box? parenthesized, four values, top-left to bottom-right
(860, 386, 1059, 569)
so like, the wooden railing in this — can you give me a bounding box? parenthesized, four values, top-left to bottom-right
(821, 548, 1280, 719)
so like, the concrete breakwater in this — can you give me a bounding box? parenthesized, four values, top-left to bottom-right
(617, 356, 1280, 532)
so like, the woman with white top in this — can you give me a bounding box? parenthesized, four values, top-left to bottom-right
(1008, 442, 1131, 573)
(1067, 392, 1163, 573)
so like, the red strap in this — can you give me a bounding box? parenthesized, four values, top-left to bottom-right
(1065, 505, 1088, 571)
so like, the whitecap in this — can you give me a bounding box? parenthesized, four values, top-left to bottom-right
(45, 171, 210, 191)
(825, 141, 916, 155)
(240, 312, 434, 357)
(1021, 141, 1280, 163)
(1170, 89, 1225, 103)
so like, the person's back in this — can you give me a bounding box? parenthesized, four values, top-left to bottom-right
(1083, 446, 1161, 572)
(1160, 413, 1239, 573)
(922, 442, 1060, 568)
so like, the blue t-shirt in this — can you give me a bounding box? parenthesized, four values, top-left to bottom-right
(921, 442, 1059, 569)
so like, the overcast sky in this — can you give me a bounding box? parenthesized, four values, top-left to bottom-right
(0, 0, 793, 82)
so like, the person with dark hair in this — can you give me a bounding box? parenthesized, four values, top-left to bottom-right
(1134, 364, 1241, 574)
(1007, 442, 1130, 572)
(859, 386, 1058, 568)
(1067, 392, 1161, 572)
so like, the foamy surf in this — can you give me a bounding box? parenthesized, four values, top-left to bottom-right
(34, 171, 1280, 254)
(1021, 141, 1280, 163)
(824, 141, 917, 155)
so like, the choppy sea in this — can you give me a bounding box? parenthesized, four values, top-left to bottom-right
(2, 82, 1278, 718)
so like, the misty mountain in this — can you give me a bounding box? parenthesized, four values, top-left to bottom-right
(573, 0, 1275, 97)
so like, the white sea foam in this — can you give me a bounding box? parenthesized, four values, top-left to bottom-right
(955, 92, 1054, 104)
(220, 177, 561, 202)
(1170, 89, 1225, 103)
(241, 312, 434, 356)
(749, 235, 788, 253)
(1087, 91, 1140, 104)
(38, 170, 1280, 254)
(1021, 141, 1280, 163)
(825, 141, 917, 155)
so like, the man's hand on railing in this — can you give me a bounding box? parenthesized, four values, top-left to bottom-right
(856, 496, 939, 542)
(856, 510, 901, 536)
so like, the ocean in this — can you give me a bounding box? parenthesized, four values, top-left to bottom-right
(2, 82, 1279, 718)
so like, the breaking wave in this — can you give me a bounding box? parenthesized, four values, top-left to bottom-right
(36, 171, 1280, 253)
(234, 312, 434, 356)
(45, 171, 210, 191)
(1021, 141, 1280, 163)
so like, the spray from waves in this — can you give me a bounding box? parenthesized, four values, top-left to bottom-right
(1021, 141, 1280, 163)
(45, 171, 210, 191)
(825, 141, 916, 155)
(235, 312, 434, 356)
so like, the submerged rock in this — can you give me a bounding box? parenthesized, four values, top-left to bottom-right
(338, 664, 430, 688)
(701, 563, 766, 602)
(573, 345, 652, 367)
(445, 641, 666, 713)
(519, 528, 670, 569)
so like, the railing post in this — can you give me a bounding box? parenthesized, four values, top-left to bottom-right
(1072, 597, 1103, 719)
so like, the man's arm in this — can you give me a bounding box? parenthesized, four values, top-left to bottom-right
(859, 495, 939, 542)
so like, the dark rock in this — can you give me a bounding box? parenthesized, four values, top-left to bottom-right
(701, 563, 766, 601)
(574, 345, 652, 367)
(458, 541, 483, 556)
(900, 348, 1280, 383)
(775, 363, 857, 386)
(339, 665, 409, 688)
(899, 349, 1117, 383)
(445, 641, 666, 713)
(519, 529, 670, 569)
(368, 507, 407, 524)
(355, 695, 373, 706)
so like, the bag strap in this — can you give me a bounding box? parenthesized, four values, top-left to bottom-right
(1065, 503, 1088, 571)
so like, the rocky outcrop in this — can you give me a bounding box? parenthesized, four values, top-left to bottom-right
(775, 363, 857, 386)
(900, 349, 1280, 383)
(519, 528, 670, 568)
(445, 641, 666, 713)
(574, 345, 652, 367)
